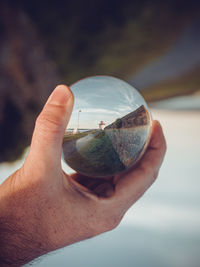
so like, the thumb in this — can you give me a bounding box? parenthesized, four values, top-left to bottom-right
(28, 85, 74, 165)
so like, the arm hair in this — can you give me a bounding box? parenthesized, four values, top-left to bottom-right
(0, 216, 49, 266)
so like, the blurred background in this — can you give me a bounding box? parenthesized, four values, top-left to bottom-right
(0, 0, 200, 266)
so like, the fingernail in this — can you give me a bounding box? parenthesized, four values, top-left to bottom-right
(47, 85, 73, 106)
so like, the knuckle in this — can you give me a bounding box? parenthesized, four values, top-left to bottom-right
(163, 139, 167, 153)
(35, 113, 62, 136)
(87, 201, 123, 235)
(152, 169, 159, 182)
(106, 216, 121, 231)
(138, 164, 149, 177)
(47, 101, 67, 113)
(37, 102, 67, 126)
(161, 133, 167, 154)
(97, 214, 121, 233)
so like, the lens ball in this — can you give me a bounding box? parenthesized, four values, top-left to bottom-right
(62, 76, 151, 178)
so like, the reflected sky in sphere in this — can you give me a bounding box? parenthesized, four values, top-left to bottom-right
(63, 76, 151, 177)
(68, 76, 149, 129)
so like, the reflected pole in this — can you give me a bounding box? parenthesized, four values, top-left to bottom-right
(77, 110, 81, 131)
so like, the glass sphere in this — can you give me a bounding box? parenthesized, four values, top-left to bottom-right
(62, 76, 151, 178)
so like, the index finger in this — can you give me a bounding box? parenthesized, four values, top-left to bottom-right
(113, 120, 166, 210)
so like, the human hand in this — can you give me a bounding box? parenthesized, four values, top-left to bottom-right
(0, 85, 166, 266)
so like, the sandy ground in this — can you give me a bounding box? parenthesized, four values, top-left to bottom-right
(1, 108, 200, 267)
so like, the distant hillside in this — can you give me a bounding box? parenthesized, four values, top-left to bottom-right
(20, 0, 200, 83)
(0, 5, 59, 162)
(1, 1, 200, 162)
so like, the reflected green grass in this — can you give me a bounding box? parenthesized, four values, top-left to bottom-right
(63, 130, 125, 177)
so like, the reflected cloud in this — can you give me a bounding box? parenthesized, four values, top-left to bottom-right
(68, 76, 148, 129)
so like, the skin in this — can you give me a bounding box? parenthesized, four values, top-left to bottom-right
(0, 85, 166, 266)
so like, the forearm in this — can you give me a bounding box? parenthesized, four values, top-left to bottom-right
(0, 216, 47, 266)
(0, 170, 91, 266)
(0, 176, 49, 266)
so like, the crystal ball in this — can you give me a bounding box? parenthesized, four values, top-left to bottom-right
(62, 76, 151, 178)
